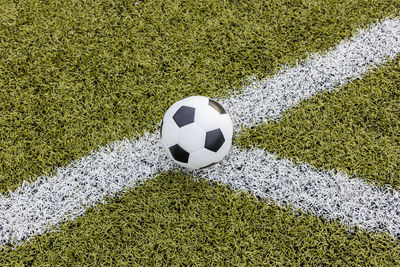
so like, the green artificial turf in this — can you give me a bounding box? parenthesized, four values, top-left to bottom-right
(1, 0, 400, 193)
(1, 172, 399, 266)
(237, 55, 400, 189)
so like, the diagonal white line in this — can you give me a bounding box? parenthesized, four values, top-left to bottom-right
(1, 17, 400, 246)
(222, 17, 400, 127)
(0, 133, 172, 245)
(195, 148, 400, 238)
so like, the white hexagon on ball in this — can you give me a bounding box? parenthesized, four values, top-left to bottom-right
(161, 95, 233, 169)
(177, 124, 205, 153)
(160, 117, 179, 147)
(188, 148, 218, 169)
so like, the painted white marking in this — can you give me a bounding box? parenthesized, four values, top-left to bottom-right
(195, 147, 400, 237)
(221, 17, 400, 127)
(1, 17, 400, 245)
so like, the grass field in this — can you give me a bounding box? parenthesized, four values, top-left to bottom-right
(1, 0, 400, 265)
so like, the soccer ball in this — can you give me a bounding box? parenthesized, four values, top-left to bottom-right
(161, 96, 233, 169)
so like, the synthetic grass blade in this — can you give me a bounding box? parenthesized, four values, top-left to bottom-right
(1, 17, 400, 246)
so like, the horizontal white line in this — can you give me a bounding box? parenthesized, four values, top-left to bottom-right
(1, 17, 400, 245)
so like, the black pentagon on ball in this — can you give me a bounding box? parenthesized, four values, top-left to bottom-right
(173, 106, 195, 127)
(208, 99, 226, 114)
(205, 128, 225, 152)
(169, 144, 190, 163)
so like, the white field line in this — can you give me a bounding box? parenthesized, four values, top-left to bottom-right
(220, 17, 400, 127)
(1, 17, 400, 246)
(195, 147, 400, 237)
